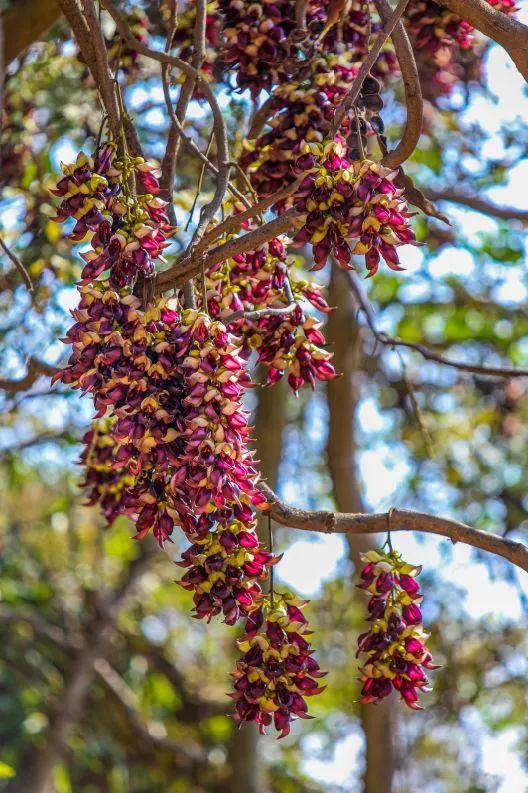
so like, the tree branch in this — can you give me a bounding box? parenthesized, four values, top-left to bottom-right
(375, 0, 423, 170)
(0, 358, 60, 393)
(347, 270, 528, 379)
(331, 0, 411, 135)
(0, 235, 34, 292)
(261, 483, 528, 572)
(442, 0, 528, 82)
(425, 188, 528, 223)
(154, 209, 298, 294)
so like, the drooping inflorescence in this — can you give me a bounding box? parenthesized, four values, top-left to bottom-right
(50, 141, 328, 733)
(231, 594, 327, 737)
(203, 229, 336, 391)
(293, 137, 418, 275)
(356, 548, 439, 710)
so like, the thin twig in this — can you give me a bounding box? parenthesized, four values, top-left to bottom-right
(0, 235, 33, 291)
(347, 269, 528, 378)
(331, 0, 411, 136)
(223, 302, 298, 325)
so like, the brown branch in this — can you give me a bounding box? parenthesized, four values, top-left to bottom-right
(0, 235, 33, 292)
(425, 188, 528, 223)
(375, 0, 423, 170)
(3, 0, 61, 65)
(59, 0, 119, 138)
(0, 357, 60, 393)
(347, 270, 528, 379)
(261, 483, 528, 572)
(224, 302, 297, 325)
(93, 658, 204, 766)
(295, 0, 310, 28)
(331, 0, 411, 135)
(154, 209, 298, 294)
(197, 177, 303, 251)
(442, 0, 528, 82)
(101, 0, 210, 91)
(247, 96, 278, 139)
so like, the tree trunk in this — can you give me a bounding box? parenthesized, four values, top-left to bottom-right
(326, 266, 395, 793)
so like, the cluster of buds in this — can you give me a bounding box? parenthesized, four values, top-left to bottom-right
(356, 548, 439, 710)
(51, 144, 173, 288)
(204, 232, 335, 391)
(231, 594, 326, 737)
(177, 519, 280, 624)
(293, 137, 417, 275)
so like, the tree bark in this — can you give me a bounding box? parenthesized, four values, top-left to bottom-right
(326, 266, 395, 793)
(3, 0, 60, 65)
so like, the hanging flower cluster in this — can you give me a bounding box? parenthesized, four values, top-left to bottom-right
(356, 548, 439, 710)
(240, 51, 394, 203)
(219, 0, 297, 95)
(51, 145, 172, 288)
(176, 519, 280, 624)
(80, 417, 134, 525)
(203, 232, 336, 391)
(292, 136, 417, 275)
(50, 126, 330, 733)
(405, 0, 516, 60)
(404, 0, 517, 102)
(231, 594, 326, 737)
(405, 1, 475, 56)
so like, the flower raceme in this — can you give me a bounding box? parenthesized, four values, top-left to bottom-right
(203, 232, 336, 391)
(356, 548, 439, 710)
(51, 145, 173, 288)
(405, 0, 516, 59)
(293, 137, 418, 275)
(176, 520, 280, 625)
(55, 294, 267, 545)
(231, 594, 326, 737)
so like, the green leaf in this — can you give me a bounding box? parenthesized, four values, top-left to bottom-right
(0, 762, 16, 779)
